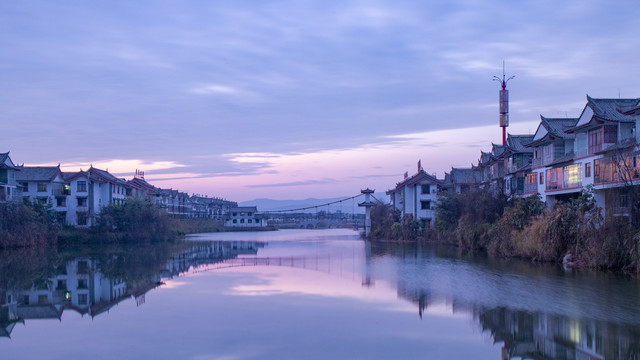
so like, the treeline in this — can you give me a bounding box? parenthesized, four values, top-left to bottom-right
(0, 201, 59, 248)
(1, 199, 223, 248)
(369, 188, 640, 272)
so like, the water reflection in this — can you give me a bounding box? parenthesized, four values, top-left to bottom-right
(1, 231, 640, 360)
(0, 240, 264, 338)
(372, 242, 640, 360)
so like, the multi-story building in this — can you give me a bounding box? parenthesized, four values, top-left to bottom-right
(386, 168, 443, 228)
(225, 206, 267, 227)
(16, 166, 68, 222)
(0, 152, 20, 202)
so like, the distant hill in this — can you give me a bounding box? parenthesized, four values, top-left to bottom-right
(239, 195, 389, 214)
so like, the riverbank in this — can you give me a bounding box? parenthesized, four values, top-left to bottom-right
(0, 200, 225, 248)
(368, 188, 640, 273)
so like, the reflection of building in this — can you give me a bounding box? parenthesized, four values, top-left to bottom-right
(163, 241, 265, 277)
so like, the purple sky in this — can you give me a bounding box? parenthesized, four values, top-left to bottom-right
(1, 1, 639, 201)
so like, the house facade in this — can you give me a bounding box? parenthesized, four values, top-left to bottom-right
(387, 169, 443, 228)
(225, 206, 267, 227)
(438, 95, 640, 220)
(0, 152, 20, 202)
(16, 166, 68, 223)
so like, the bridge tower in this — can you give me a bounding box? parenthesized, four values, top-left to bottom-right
(358, 188, 375, 237)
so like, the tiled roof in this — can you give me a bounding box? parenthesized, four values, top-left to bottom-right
(587, 96, 640, 122)
(448, 167, 480, 184)
(15, 166, 62, 182)
(506, 134, 534, 153)
(387, 170, 442, 193)
(540, 116, 578, 139)
(0, 152, 19, 170)
(62, 171, 88, 182)
(547, 151, 575, 167)
(89, 167, 128, 185)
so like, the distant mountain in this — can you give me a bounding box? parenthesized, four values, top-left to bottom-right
(239, 195, 389, 214)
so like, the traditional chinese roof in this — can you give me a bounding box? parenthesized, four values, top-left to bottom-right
(62, 171, 89, 182)
(587, 95, 639, 122)
(506, 134, 534, 153)
(447, 167, 481, 184)
(0, 152, 19, 170)
(546, 151, 575, 167)
(387, 170, 442, 194)
(528, 116, 578, 147)
(88, 167, 128, 186)
(15, 166, 63, 182)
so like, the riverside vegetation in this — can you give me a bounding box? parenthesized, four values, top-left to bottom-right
(0, 199, 223, 248)
(368, 188, 640, 272)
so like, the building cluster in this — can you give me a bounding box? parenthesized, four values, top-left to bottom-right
(387, 95, 640, 226)
(0, 157, 264, 227)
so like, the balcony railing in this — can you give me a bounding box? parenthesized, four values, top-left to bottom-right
(53, 184, 71, 196)
(524, 183, 538, 194)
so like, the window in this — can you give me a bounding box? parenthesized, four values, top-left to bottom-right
(37, 182, 47, 192)
(588, 128, 603, 154)
(232, 212, 237, 216)
(77, 197, 87, 207)
(248, 219, 252, 223)
(78, 294, 88, 305)
(421, 185, 430, 194)
(57, 197, 66, 207)
(539, 172, 544, 185)
(57, 280, 67, 290)
(38, 295, 48, 305)
(247, 212, 253, 216)
(420, 201, 431, 210)
(233, 219, 237, 224)
(240, 219, 245, 223)
(77, 181, 87, 192)
(23, 295, 29, 305)
(22, 182, 29, 192)
(78, 279, 88, 289)
(585, 162, 591, 177)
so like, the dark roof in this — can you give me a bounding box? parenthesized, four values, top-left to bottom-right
(0, 152, 19, 170)
(491, 144, 506, 157)
(15, 166, 62, 182)
(547, 151, 575, 167)
(541, 116, 578, 138)
(506, 134, 534, 153)
(62, 171, 89, 182)
(89, 167, 128, 185)
(387, 170, 443, 194)
(447, 167, 480, 184)
(587, 95, 640, 122)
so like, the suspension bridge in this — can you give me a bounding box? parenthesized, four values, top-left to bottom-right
(259, 189, 381, 234)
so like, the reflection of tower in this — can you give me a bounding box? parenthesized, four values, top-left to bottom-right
(361, 240, 374, 287)
(493, 62, 515, 146)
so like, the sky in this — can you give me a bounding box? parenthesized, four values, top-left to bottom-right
(1, 1, 639, 202)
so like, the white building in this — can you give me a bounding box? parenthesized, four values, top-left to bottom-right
(16, 166, 68, 222)
(387, 168, 443, 228)
(225, 206, 267, 227)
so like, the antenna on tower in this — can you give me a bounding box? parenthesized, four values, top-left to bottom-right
(493, 61, 515, 146)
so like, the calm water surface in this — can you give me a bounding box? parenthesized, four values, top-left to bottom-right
(1, 229, 640, 359)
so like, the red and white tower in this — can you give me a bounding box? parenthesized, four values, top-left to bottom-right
(493, 62, 515, 146)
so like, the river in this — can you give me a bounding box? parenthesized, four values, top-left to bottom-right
(1, 229, 639, 359)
